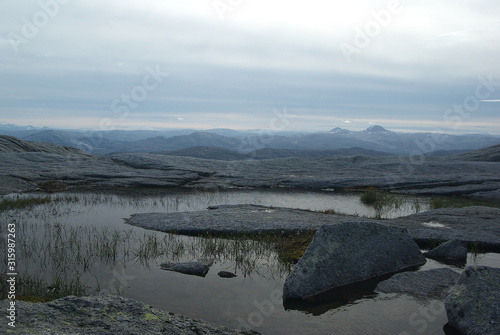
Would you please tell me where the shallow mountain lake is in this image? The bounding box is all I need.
[1,189,499,335]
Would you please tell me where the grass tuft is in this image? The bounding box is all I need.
[0,196,52,210]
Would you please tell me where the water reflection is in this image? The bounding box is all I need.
[0,190,498,335]
[5,188,431,219]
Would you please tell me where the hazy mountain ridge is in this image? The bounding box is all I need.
[2,124,499,156]
[449,144,500,162]
[0,135,91,156]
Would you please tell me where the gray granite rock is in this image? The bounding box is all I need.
[126,205,371,235]
[282,222,426,300]
[376,268,460,299]
[1,141,500,200]
[445,266,500,335]
[450,144,500,162]
[126,205,500,251]
[0,135,91,156]
[424,240,468,264]
[160,261,213,277]
[390,207,500,251]
[218,271,237,278]
[4,294,242,334]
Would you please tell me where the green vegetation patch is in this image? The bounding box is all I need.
[144,313,160,321]
[0,196,52,210]
[429,196,500,209]
[0,194,79,211]
[271,231,316,264]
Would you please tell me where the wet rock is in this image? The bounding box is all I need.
[7,294,242,334]
[423,240,467,265]
[445,266,500,335]
[376,268,460,299]
[218,271,237,278]
[283,222,426,300]
[160,261,213,277]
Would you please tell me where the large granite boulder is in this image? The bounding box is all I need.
[376,268,460,299]
[423,240,467,265]
[283,222,426,300]
[445,266,500,335]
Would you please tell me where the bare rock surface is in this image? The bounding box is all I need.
[0,138,499,201]
[3,294,242,335]
[282,222,426,300]
[126,205,371,235]
[0,135,91,155]
[126,205,500,250]
[445,266,500,335]
[376,268,460,299]
[450,144,500,162]
[389,207,500,251]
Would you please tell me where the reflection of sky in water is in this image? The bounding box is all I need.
[21,189,432,227]
[2,190,498,335]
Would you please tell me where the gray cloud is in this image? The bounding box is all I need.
[0,0,499,133]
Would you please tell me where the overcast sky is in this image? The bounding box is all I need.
[1,0,499,133]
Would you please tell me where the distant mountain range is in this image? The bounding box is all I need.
[2,123,499,158]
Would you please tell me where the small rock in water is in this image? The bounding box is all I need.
[218,271,237,278]
[160,261,213,277]
[423,240,467,265]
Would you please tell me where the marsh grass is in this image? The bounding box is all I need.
[470,242,483,262]
[429,196,500,209]
[360,189,407,218]
[270,231,315,265]
[360,189,381,205]
[0,194,293,301]
[0,194,80,211]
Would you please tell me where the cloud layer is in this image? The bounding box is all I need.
[1,0,499,133]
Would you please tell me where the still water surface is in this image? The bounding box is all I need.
[2,189,499,335]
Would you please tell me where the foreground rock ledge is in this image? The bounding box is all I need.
[4,295,243,335]
[445,266,500,335]
[283,222,426,300]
